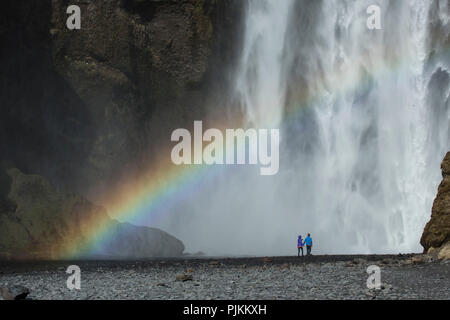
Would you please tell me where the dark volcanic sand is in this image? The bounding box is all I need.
[0,254,448,300]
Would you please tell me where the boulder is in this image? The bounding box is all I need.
[280,263,290,270]
[420,152,450,252]
[437,242,450,261]
[97,221,185,258]
[1,285,30,300]
[427,247,439,255]
[0,168,184,259]
[403,254,433,265]
[176,274,193,282]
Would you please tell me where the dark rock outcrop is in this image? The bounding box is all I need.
[0,0,244,197]
[0,168,184,259]
[99,221,185,259]
[420,152,450,252]
[0,0,242,259]
[0,285,30,300]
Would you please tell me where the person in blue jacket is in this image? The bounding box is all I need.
[297,235,304,257]
[304,233,313,256]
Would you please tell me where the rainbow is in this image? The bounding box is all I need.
[59,123,239,259]
[60,45,447,259]
[61,163,207,258]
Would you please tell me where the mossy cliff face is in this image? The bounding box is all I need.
[0,168,184,259]
[0,0,244,195]
[0,168,107,259]
[421,152,450,252]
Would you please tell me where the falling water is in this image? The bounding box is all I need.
[235,0,293,128]
[158,0,450,255]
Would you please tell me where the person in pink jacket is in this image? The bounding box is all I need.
[297,235,304,257]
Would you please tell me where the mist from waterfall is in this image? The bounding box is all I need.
[155,0,450,256]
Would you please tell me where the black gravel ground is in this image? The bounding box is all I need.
[0,253,417,274]
[0,254,448,300]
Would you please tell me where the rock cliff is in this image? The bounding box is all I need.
[0,168,184,259]
[0,0,244,194]
[421,152,450,254]
[0,0,243,259]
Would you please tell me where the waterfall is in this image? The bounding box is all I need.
[235,0,293,129]
[159,0,450,255]
[278,0,439,253]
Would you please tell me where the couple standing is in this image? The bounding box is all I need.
[297,234,313,257]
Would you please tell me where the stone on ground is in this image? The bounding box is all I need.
[1,285,30,300]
